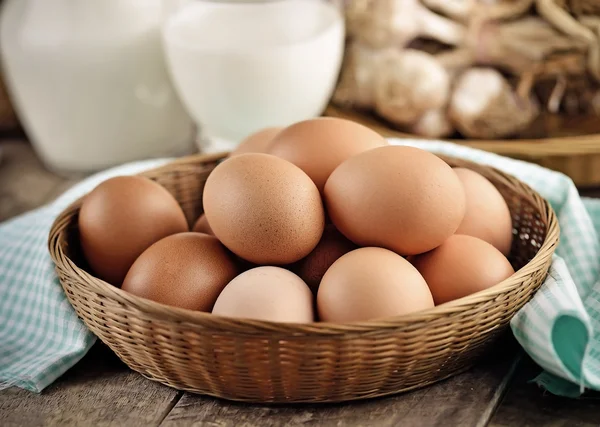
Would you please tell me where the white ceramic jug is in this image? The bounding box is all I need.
[0,0,196,174]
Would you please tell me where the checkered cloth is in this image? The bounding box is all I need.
[1,140,599,397]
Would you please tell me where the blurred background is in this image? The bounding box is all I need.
[2,0,600,222]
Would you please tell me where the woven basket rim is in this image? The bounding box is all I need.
[48,152,560,335]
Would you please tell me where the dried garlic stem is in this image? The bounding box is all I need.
[421,0,474,20]
[410,108,455,138]
[568,0,600,15]
[547,75,567,113]
[534,73,599,113]
[332,42,390,109]
[472,17,588,74]
[480,0,535,21]
[374,49,451,126]
[579,16,600,82]
[449,68,539,139]
[419,3,467,45]
[534,53,587,76]
[536,0,596,44]
[435,48,475,78]
[427,0,534,21]
[345,0,466,48]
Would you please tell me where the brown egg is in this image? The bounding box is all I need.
[78,176,188,286]
[268,117,388,193]
[454,167,513,256]
[324,146,466,256]
[192,214,214,235]
[411,234,515,305]
[203,153,325,264]
[291,224,357,293]
[317,247,433,322]
[191,214,257,271]
[122,232,239,311]
[230,127,282,156]
[212,267,314,322]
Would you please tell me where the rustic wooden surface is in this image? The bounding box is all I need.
[1,138,599,426]
[0,344,181,427]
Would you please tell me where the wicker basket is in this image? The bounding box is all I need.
[48,152,559,403]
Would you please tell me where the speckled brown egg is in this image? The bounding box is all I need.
[78,175,188,286]
[317,247,433,322]
[230,127,282,156]
[268,117,388,193]
[411,234,515,305]
[324,145,466,256]
[454,167,513,256]
[291,224,357,293]
[122,232,239,311]
[212,267,314,322]
[203,153,325,264]
[192,214,214,235]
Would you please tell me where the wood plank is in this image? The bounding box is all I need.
[0,343,182,427]
[489,357,600,427]
[161,336,520,427]
[0,140,70,221]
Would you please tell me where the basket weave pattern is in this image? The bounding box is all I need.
[48,153,559,403]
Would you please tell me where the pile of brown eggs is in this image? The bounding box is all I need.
[78,117,515,323]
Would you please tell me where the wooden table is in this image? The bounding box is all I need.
[1,139,599,427]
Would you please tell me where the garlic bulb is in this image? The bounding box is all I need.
[449,68,539,138]
[374,49,451,126]
[333,42,389,109]
[410,108,455,138]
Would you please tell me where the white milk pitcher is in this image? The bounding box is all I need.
[0,0,196,174]
[163,0,345,153]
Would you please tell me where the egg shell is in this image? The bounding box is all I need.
[192,214,214,235]
[454,167,513,256]
[212,267,314,323]
[191,214,257,271]
[122,232,239,311]
[203,153,325,265]
[268,117,388,193]
[230,126,282,157]
[317,247,434,322]
[411,234,515,305]
[324,145,466,256]
[78,175,188,286]
[290,224,357,293]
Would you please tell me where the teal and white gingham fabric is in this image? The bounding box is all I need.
[0,158,169,392]
[1,139,600,397]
